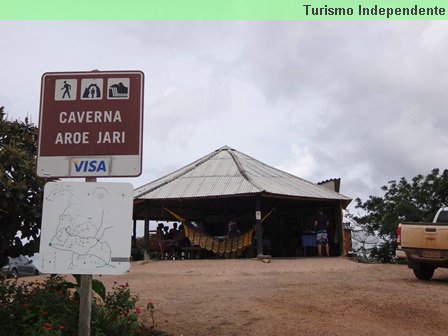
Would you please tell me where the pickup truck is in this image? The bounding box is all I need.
[396,207,448,280]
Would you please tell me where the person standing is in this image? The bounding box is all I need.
[314,209,330,257]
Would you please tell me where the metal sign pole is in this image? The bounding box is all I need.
[78,177,96,336]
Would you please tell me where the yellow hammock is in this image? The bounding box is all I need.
[164,208,254,256]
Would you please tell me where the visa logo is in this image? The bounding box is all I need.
[73,160,107,173]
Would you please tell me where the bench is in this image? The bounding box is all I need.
[180,245,202,259]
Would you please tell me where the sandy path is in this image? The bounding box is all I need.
[93,257,448,336]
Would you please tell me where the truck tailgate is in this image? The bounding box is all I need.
[401,222,448,250]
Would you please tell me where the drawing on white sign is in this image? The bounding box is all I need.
[49,186,112,268]
[39,182,133,275]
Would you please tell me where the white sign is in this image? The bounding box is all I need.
[39,182,134,275]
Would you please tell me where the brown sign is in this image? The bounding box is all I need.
[37,70,144,177]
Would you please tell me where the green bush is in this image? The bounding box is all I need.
[369,240,397,263]
[0,275,167,336]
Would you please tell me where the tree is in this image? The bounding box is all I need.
[351,168,448,261]
[0,106,48,266]
[349,168,448,262]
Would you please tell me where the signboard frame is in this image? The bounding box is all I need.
[37,70,144,178]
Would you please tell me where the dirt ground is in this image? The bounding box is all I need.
[19,257,445,336]
[86,257,448,336]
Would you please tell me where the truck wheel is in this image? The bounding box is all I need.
[413,265,435,280]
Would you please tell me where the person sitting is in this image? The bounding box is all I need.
[227,220,241,238]
[175,224,187,247]
[159,225,177,260]
[169,222,179,240]
[156,223,165,239]
[163,226,170,237]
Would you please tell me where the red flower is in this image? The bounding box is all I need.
[42,322,53,330]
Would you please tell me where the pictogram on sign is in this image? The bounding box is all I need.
[81,78,103,100]
[55,79,77,101]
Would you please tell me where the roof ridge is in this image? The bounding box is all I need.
[134,148,222,198]
[226,148,263,192]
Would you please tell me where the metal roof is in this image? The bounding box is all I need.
[134,145,352,206]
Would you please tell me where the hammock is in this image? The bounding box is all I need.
[163,208,254,256]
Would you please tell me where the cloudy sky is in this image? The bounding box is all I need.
[1,21,448,215]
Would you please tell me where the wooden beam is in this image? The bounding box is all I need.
[255,196,263,256]
[144,200,150,260]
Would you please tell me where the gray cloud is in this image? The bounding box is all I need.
[1,21,447,208]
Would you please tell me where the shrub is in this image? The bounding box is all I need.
[369,240,397,263]
[0,275,168,336]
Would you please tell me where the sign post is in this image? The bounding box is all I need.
[79,274,93,336]
[37,70,144,336]
[78,177,96,336]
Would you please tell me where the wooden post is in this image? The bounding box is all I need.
[132,219,137,245]
[338,202,344,256]
[78,274,92,336]
[78,177,96,336]
[255,196,263,256]
[144,200,150,260]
